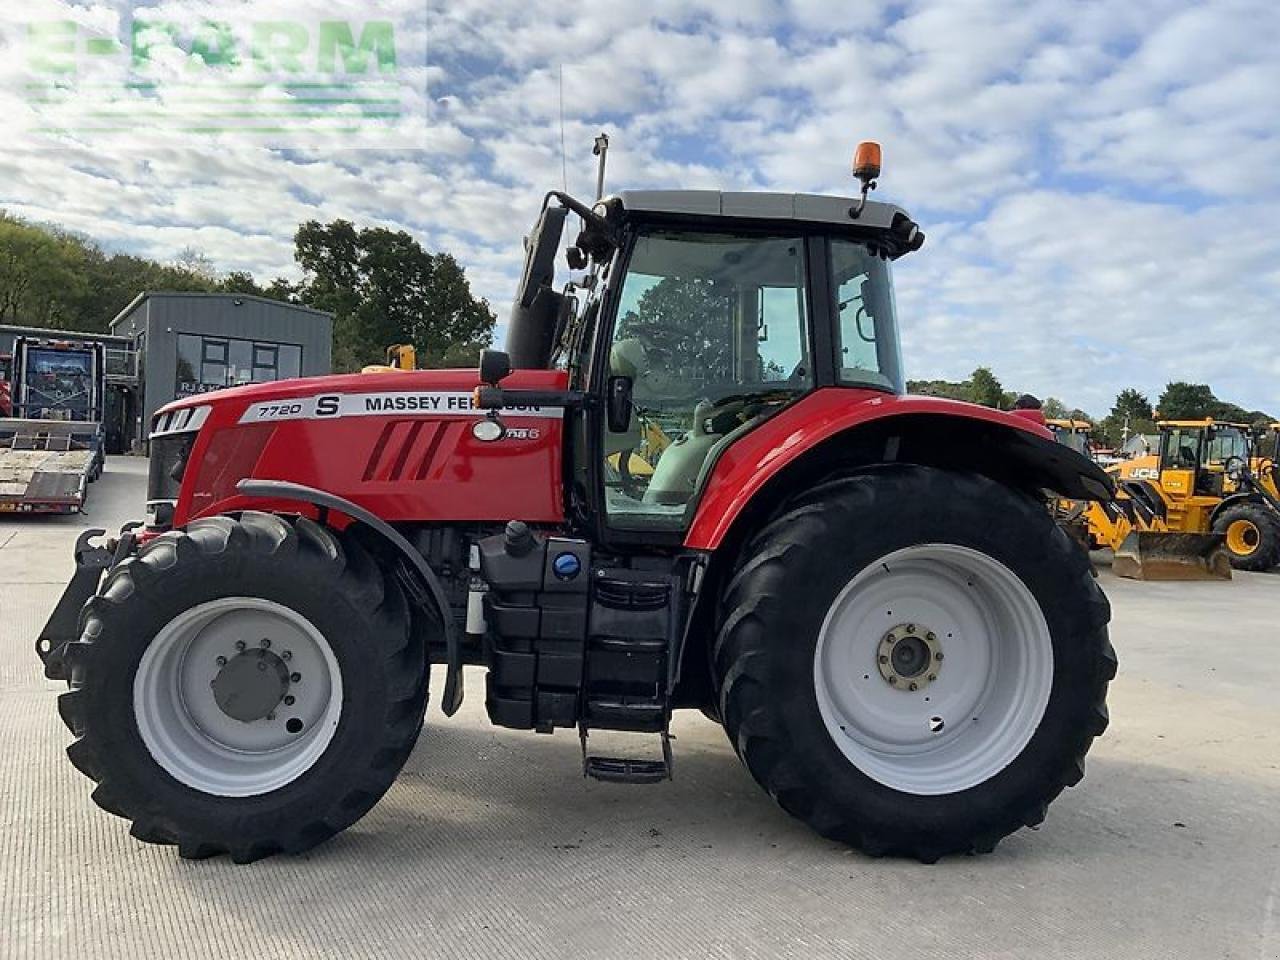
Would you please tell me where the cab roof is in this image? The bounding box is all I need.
[1157,419,1251,430]
[616,190,911,232]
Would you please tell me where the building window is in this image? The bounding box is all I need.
[176,333,304,396]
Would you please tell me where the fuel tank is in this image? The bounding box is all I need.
[155,368,568,525]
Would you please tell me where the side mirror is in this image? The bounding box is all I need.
[606,375,633,433]
[479,349,512,386]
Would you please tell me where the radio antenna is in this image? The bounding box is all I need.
[558,65,568,191]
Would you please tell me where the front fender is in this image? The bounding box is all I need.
[1208,492,1271,528]
[684,389,1113,551]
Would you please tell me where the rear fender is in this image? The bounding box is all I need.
[685,402,1114,553]
[673,403,1113,712]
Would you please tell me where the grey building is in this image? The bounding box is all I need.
[110,293,333,435]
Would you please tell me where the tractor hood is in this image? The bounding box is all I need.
[152,367,572,528]
[155,367,565,424]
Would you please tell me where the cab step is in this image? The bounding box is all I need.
[580,727,673,784]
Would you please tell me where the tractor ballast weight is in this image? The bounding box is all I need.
[36,147,1117,865]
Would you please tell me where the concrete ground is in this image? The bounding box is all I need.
[2,458,1278,960]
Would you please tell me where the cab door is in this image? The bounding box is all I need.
[1158,427,1200,499]
[593,229,817,535]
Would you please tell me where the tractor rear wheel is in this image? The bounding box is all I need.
[1213,502,1280,571]
[713,465,1115,861]
[57,512,428,862]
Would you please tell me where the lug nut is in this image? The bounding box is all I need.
[282,651,292,661]
[284,695,295,706]
[260,638,271,648]
[888,676,898,685]
[290,672,301,683]
[928,674,936,682]
[935,652,944,661]
[908,682,918,692]
[235,640,246,651]
[906,624,915,633]
[215,656,227,666]
[879,655,889,664]
[926,632,936,642]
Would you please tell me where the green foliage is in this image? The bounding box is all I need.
[905,377,968,401]
[1041,397,1067,419]
[0,213,223,332]
[0,211,495,375]
[1095,388,1155,447]
[292,220,496,371]
[1155,382,1271,429]
[1157,382,1217,420]
[968,367,1005,408]
[908,367,1009,409]
[617,276,735,395]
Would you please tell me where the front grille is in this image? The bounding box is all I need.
[148,433,193,501]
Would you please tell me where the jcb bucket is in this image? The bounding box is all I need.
[1112,531,1232,581]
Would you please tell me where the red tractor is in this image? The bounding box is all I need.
[38,145,1115,864]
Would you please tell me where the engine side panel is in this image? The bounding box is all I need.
[170,369,568,525]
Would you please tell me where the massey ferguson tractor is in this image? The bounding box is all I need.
[36,143,1116,864]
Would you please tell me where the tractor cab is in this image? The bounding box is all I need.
[1259,424,1280,467]
[1156,419,1249,498]
[1047,419,1092,458]
[490,150,924,537]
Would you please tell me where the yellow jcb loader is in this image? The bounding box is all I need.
[361,344,418,374]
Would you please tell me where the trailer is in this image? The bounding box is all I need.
[0,338,106,514]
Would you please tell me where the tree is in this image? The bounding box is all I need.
[907,377,968,401]
[1097,388,1156,448]
[173,246,219,283]
[1157,382,1217,420]
[967,367,1005,408]
[1112,388,1153,422]
[0,216,84,327]
[292,220,496,371]
[1041,397,1067,419]
[220,271,266,295]
[616,276,735,396]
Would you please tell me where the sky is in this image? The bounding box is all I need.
[1,0,1277,415]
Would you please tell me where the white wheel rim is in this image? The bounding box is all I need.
[813,544,1053,795]
[133,597,344,797]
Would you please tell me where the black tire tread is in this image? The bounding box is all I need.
[59,511,428,862]
[712,466,1114,861]
[1212,501,1280,571]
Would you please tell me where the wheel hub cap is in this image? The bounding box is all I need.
[877,624,942,690]
[211,648,291,723]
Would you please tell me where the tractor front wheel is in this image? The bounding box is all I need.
[57,512,428,862]
[1213,502,1280,571]
[713,465,1115,861]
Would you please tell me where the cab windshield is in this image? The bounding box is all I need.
[1205,427,1249,465]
